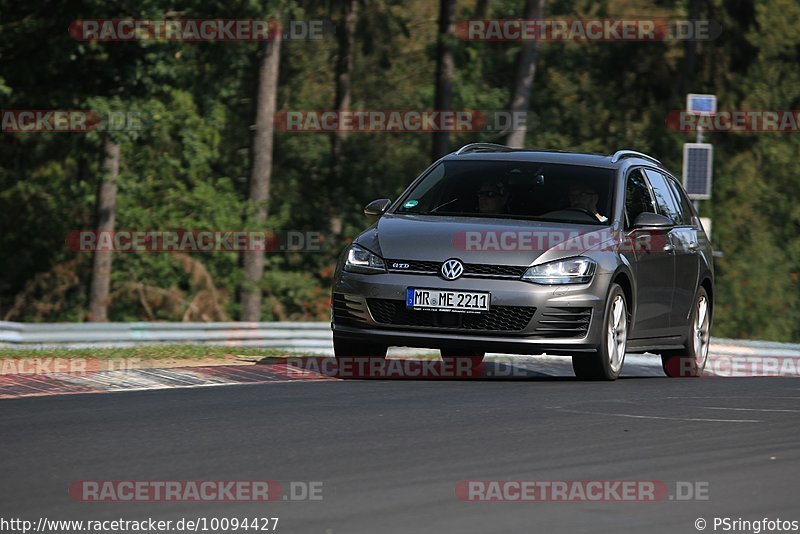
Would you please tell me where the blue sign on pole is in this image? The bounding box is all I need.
[686,93,717,115]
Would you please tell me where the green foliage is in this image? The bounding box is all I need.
[0,0,798,340]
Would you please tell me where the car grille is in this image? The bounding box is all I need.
[366,299,536,332]
[533,307,592,338]
[386,259,527,279]
[465,263,528,278]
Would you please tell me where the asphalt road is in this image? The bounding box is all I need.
[1,364,799,534]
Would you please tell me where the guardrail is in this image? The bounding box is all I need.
[1,321,800,357]
[0,321,334,350]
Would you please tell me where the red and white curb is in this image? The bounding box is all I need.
[1,351,797,400]
[0,363,333,400]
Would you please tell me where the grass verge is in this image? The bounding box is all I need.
[0,345,312,360]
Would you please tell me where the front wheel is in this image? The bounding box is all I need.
[572,283,629,381]
[661,287,711,377]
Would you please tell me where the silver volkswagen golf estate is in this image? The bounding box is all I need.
[331,143,714,380]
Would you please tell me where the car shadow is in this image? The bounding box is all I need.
[255,355,664,381]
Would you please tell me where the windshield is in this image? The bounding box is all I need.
[395,160,615,225]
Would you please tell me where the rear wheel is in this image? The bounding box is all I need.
[661,287,710,377]
[572,283,628,381]
[440,348,485,368]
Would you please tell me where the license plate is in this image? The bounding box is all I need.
[406,288,490,313]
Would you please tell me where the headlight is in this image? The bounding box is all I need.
[522,257,596,284]
[344,244,386,274]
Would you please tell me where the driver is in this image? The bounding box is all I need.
[477,179,510,214]
[568,184,608,222]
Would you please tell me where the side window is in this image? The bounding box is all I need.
[666,177,695,226]
[644,169,683,225]
[624,169,655,227]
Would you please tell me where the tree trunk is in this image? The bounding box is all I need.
[329,0,358,235]
[88,137,120,322]
[333,0,357,150]
[474,0,489,19]
[431,0,456,160]
[505,0,545,148]
[679,0,700,96]
[240,20,282,322]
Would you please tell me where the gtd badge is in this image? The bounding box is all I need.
[391,262,410,269]
[440,259,464,280]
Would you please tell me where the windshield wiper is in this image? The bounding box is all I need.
[426,198,459,214]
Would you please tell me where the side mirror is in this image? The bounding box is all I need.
[364,198,392,219]
[632,212,674,229]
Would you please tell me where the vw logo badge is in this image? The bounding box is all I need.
[440,259,464,280]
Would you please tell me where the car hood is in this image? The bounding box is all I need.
[355,213,618,267]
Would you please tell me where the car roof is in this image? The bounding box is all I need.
[442,145,664,171]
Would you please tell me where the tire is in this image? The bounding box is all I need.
[440,348,485,368]
[572,283,629,381]
[661,287,711,377]
[333,336,387,360]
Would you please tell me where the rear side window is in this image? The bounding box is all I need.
[624,169,655,227]
[644,169,683,225]
[666,177,695,226]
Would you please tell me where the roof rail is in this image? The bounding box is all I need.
[454,143,514,155]
[610,150,662,165]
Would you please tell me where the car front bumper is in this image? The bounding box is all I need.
[332,271,612,355]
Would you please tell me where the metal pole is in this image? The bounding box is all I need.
[694,125,704,214]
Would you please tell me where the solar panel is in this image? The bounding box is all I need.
[682,143,713,199]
